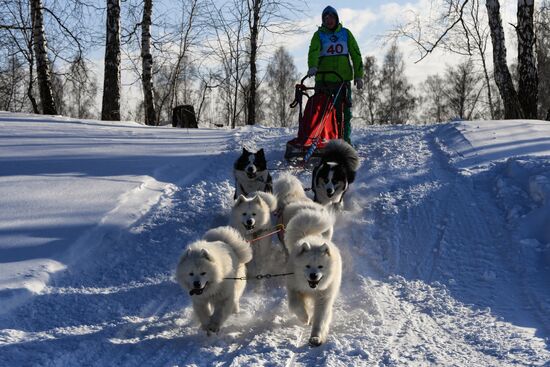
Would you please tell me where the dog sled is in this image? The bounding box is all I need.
[285,71,347,162]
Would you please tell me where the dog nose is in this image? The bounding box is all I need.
[309,273,319,280]
[327,188,335,195]
[193,281,201,288]
[246,218,255,226]
[247,166,255,172]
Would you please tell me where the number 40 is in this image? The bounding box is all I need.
[327,44,343,54]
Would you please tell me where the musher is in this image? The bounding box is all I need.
[307,5,364,145]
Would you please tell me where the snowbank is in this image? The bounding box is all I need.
[0,114,548,365]
[0,112,232,313]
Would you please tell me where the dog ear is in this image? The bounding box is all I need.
[251,194,261,204]
[298,242,311,256]
[256,148,265,158]
[243,146,251,154]
[200,249,213,261]
[235,194,247,205]
[179,249,191,263]
[320,243,331,256]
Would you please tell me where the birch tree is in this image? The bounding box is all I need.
[101,0,121,121]
[516,0,538,118]
[421,74,449,123]
[355,55,380,125]
[0,0,40,113]
[486,0,523,118]
[443,59,483,120]
[246,0,260,126]
[207,0,248,128]
[30,0,57,115]
[377,44,416,124]
[264,46,297,127]
[1,0,93,114]
[244,0,302,126]
[65,58,98,119]
[391,0,539,119]
[151,0,202,124]
[0,54,27,112]
[536,1,550,119]
[141,0,156,125]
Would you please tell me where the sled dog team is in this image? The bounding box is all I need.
[176,140,359,347]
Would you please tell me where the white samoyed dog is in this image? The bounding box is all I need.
[273,173,334,248]
[175,226,252,335]
[284,208,342,347]
[230,192,285,279]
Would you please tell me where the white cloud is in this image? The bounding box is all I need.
[338,8,379,34]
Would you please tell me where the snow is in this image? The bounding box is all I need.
[0,113,549,366]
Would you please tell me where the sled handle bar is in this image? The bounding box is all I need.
[301,70,344,84]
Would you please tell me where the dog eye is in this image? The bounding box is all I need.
[189,272,194,276]
[324,178,329,184]
[318,265,324,269]
[242,213,247,216]
[306,265,311,268]
[200,272,206,276]
[252,213,256,216]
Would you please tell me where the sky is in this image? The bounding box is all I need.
[278,0,519,83]
[80,0,521,117]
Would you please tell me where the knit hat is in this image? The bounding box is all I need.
[322,6,339,26]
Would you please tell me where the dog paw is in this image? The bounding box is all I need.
[309,336,323,347]
[206,323,220,335]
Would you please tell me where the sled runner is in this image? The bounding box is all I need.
[285,71,347,162]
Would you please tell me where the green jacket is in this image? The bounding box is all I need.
[308,23,364,83]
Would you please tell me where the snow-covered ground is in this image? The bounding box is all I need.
[0,112,548,366]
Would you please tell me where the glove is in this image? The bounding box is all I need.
[354,78,364,90]
[307,67,317,77]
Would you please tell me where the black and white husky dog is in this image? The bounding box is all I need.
[311,140,359,210]
[233,147,273,199]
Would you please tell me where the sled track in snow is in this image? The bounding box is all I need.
[2,124,549,365]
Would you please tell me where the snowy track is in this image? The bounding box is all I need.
[0,115,549,366]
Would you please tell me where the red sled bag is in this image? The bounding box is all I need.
[290,91,341,149]
[285,71,346,161]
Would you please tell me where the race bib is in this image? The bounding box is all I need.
[319,29,349,57]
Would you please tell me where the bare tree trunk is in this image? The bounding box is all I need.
[101,0,121,121]
[27,56,39,114]
[247,0,261,126]
[480,56,495,119]
[30,0,57,115]
[141,0,156,125]
[470,0,495,119]
[517,0,538,119]
[486,0,523,119]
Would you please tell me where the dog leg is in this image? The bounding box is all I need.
[288,290,310,324]
[309,294,335,346]
[207,297,233,335]
[233,271,247,313]
[192,300,212,331]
